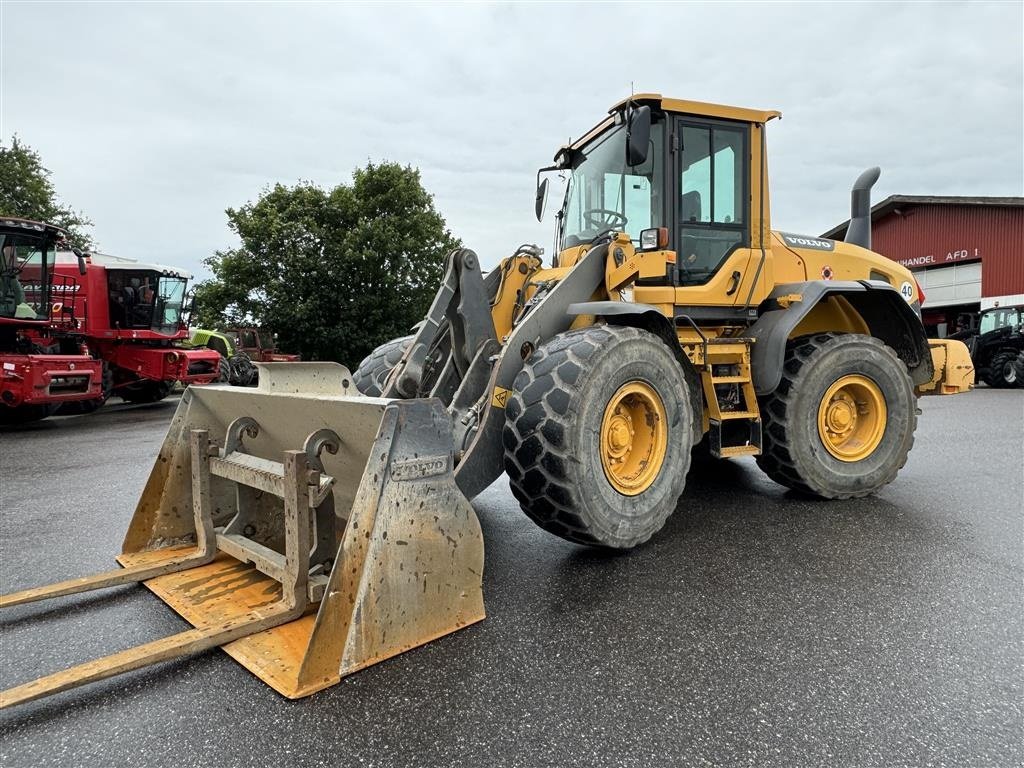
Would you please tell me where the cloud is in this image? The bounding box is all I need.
[2,1,1021,279]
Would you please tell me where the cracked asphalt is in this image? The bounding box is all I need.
[1,389,1021,767]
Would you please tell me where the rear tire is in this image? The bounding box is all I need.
[353,335,414,396]
[988,350,1021,388]
[756,333,916,499]
[217,356,231,383]
[1013,351,1024,388]
[503,325,693,549]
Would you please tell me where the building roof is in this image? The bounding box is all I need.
[822,195,1024,239]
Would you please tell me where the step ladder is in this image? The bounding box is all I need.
[696,337,762,459]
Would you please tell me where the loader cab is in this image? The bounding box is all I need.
[551,95,777,308]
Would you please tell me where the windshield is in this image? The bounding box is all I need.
[0,234,53,321]
[153,276,187,334]
[979,307,1021,334]
[560,122,664,248]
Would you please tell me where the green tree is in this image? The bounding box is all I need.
[0,136,93,246]
[194,162,459,367]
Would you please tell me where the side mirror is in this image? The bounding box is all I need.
[69,246,88,275]
[535,177,549,222]
[626,105,651,167]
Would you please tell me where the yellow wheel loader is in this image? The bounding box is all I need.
[0,94,974,709]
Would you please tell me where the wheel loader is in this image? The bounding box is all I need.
[0,94,975,709]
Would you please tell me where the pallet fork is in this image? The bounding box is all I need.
[1,365,484,709]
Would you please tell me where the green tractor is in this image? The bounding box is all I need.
[188,327,299,386]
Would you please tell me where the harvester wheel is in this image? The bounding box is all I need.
[121,380,174,404]
[503,325,692,549]
[353,335,414,396]
[756,333,916,499]
[0,403,58,425]
[987,350,1021,388]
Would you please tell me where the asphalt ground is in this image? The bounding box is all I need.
[0,389,1021,768]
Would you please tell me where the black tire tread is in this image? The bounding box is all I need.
[353,336,414,396]
[503,324,689,548]
[755,332,916,499]
[988,349,1020,388]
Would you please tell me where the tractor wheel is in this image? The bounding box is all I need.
[228,353,257,386]
[121,380,174,404]
[987,350,1021,388]
[503,325,693,549]
[353,335,414,396]
[217,356,231,383]
[58,361,112,415]
[756,333,916,499]
[1013,351,1024,388]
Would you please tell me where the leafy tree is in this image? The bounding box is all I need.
[0,136,93,246]
[194,162,459,367]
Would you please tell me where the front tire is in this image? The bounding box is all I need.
[0,403,58,425]
[503,325,693,549]
[757,333,917,499]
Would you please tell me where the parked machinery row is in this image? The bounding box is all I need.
[1,218,220,423]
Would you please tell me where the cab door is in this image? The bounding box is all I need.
[672,118,759,311]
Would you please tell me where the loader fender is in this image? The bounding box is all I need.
[567,300,703,445]
[744,280,933,395]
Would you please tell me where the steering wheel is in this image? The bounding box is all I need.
[582,208,627,230]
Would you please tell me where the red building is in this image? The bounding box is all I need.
[823,196,1024,337]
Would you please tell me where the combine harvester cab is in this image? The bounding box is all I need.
[1,363,484,707]
[52,251,222,409]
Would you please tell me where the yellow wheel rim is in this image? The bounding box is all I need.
[816,374,887,462]
[600,381,668,496]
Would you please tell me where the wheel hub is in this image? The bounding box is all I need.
[600,381,667,496]
[817,375,887,462]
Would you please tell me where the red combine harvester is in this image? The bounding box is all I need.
[52,250,221,409]
[1,218,103,424]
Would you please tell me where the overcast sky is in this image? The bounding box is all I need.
[2,1,1022,279]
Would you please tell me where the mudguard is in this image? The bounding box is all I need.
[744,280,934,395]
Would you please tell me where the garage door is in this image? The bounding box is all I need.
[913,262,982,308]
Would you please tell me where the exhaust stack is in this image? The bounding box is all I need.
[845,166,881,250]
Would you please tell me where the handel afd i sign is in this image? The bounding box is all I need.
[896,247,982,269]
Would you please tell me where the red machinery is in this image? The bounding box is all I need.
[1,218,103,424]
[230,328,301,363]
[52,250,221,407]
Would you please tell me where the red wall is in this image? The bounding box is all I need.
[872,205,1024,297]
